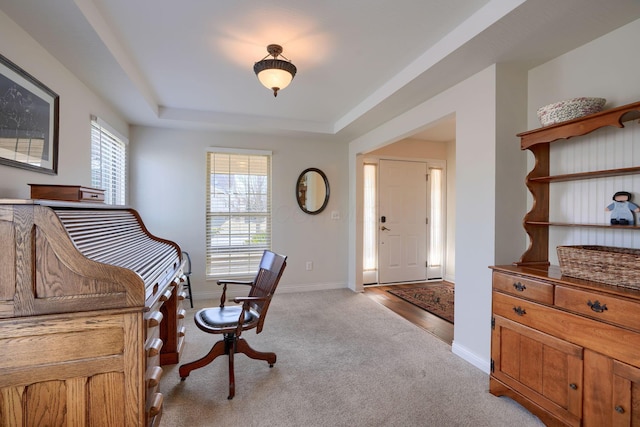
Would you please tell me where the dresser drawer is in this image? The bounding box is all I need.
[493,291,640,367]
[493,291,553,329]
[29,184,105,203]
[555,286,640,332]
[79,189,105,202]
[493,271,554,304]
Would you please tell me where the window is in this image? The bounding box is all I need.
[91,116,127,205]
[363,163,377,272]
[428,167,444,272]
[362,162,378,284]
[206,149,271,278]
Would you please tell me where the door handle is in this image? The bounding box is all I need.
[381,226,391,231]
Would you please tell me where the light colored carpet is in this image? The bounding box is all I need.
[161,289,544,427]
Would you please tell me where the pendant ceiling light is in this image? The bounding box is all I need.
[253,44,297,97]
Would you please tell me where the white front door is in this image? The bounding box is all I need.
[378,159,427,284]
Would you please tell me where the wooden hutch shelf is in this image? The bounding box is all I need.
[526,221,640,229]
[518,100,640,266]
[528,166,640,184]
[518,101,640,149]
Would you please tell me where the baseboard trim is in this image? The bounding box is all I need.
[452,340,490,374]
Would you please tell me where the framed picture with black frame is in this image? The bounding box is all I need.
[0,53,59,175]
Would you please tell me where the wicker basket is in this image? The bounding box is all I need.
[557,245,640,289]
[537,97,606,126]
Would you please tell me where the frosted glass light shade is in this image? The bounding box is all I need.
[257,67,293,92]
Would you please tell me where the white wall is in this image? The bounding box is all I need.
[0,11,128,198]
[528,18,640,130]
[495,64,528,264]
[129,126,349,298]
[369,138,448,159]
[451,67,501,371]
[445,138,456,282]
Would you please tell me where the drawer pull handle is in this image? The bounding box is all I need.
[147,338,163,357]
[569,383,578,390]
[148,393,163,418]
[513,282,526,292]
[513,306,526,316]
[587,300,608,313]
[615,405,625,414]
[160,288,173,302]
[148,311,163,328]
[147,366,163,388]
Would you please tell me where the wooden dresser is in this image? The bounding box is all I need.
[490,101,640,426]
[0,199,186,426]
[491,265,640,426]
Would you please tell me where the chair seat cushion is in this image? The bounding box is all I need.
[196,306,258,330]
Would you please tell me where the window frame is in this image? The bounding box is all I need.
[205,147,272,279]
[90,115,127,205]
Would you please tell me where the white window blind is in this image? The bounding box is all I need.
[91,116,127,205]
[206,149,271,278]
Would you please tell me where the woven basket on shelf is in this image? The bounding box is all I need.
[536,97,606,126]
[557,245,640,289]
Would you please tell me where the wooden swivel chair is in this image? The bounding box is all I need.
[179,250,287,399]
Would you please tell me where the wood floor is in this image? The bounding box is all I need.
[363,282,454,345]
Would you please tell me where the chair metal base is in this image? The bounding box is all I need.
[179,333,276,399]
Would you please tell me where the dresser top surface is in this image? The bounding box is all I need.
[491,264,640,301]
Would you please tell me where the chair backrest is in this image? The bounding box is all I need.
[182,251,192,275]
[249,250,287,333]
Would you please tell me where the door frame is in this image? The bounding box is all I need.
[362,155,446,285]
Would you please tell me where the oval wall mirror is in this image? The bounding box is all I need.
[296,168,329,215]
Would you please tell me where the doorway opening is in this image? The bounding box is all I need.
[362,158,446,285]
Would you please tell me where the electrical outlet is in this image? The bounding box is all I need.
[305,261,313,271]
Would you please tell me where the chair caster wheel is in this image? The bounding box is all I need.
[269,364,274,368]
[180,377,186,381]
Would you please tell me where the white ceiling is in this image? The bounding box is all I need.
[2,0,640,143]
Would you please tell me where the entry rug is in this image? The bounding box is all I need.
[388,283,454,323]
